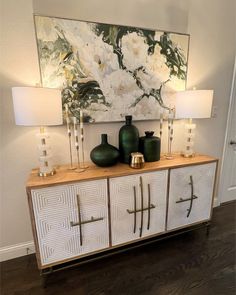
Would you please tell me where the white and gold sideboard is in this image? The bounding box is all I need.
[26,154,218,271]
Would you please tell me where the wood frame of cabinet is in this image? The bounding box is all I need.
[26,154,218,271]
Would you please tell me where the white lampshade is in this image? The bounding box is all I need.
[175,90,213,119]
[12,87,63,126]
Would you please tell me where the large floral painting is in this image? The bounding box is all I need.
[34,16,189,122]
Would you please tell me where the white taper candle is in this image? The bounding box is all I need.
[73,117,78,137]
[73,117,79,147]
[66,117,71,134]
[80,110,83,129]
[65,104,71,134]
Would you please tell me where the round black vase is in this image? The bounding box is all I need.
[90,134,120,167]
[139,131,161,162]
[119,115,139,164]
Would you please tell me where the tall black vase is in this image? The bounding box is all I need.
[119,115,139,164]
[90,134,120,167]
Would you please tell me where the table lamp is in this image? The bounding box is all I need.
[175,89,213,157]
[12,86,63,176]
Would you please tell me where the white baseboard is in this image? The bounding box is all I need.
[0,241,35,262]
[213,197,219,207]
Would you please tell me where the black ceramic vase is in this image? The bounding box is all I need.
[139,131,161,162]
[90,134,120,167]
[119,115,139,164]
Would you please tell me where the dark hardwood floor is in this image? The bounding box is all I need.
[1,202,235,295]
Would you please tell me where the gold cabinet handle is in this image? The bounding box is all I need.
[133,186,137,233]
[147,183,151,230]
[70,194,104,246]
[187,175,195,218]
[127,204,155,214]
[139,176,144,238]
[175,175,198,218]
[127,182,156,235]
[70,216,104,227]
[176,196,198,203]
[77,194,83,246]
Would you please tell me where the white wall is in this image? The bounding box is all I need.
[187,0,235,159]
[186,0,235,197]
[32,0,189,33]
[0,0,235,255]
[0,0,41,251]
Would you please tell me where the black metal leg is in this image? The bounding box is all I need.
[41,274,48,288]
[40,267,53,288]
[206,223,211,236]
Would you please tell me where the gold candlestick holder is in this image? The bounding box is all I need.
[79,110,89,169]
[159,110,163,152]
[65,105,76,170]
[73,117,85,173]
[165,107,175,160]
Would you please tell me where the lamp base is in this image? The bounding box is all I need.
[75,168,85,173]
[165,154,174,160]
[38,169,56,177]
[80,164,89,169]
[67,166,77,171]
[181,152,196,158]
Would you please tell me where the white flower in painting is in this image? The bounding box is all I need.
[99,69,143,107]
[55,20,120,83]
[136,70,162,92]
[80,36,119,81]
[133,95,159,119]
[121,32,148,71]
[146,43,170,84]
[135,44,170,92]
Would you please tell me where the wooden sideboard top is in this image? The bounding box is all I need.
[26,154,218,189]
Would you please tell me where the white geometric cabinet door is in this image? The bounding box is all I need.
[167,162,216,231]
[109,170,168,246]
[31,179,109,267]
[71,180,109,256]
